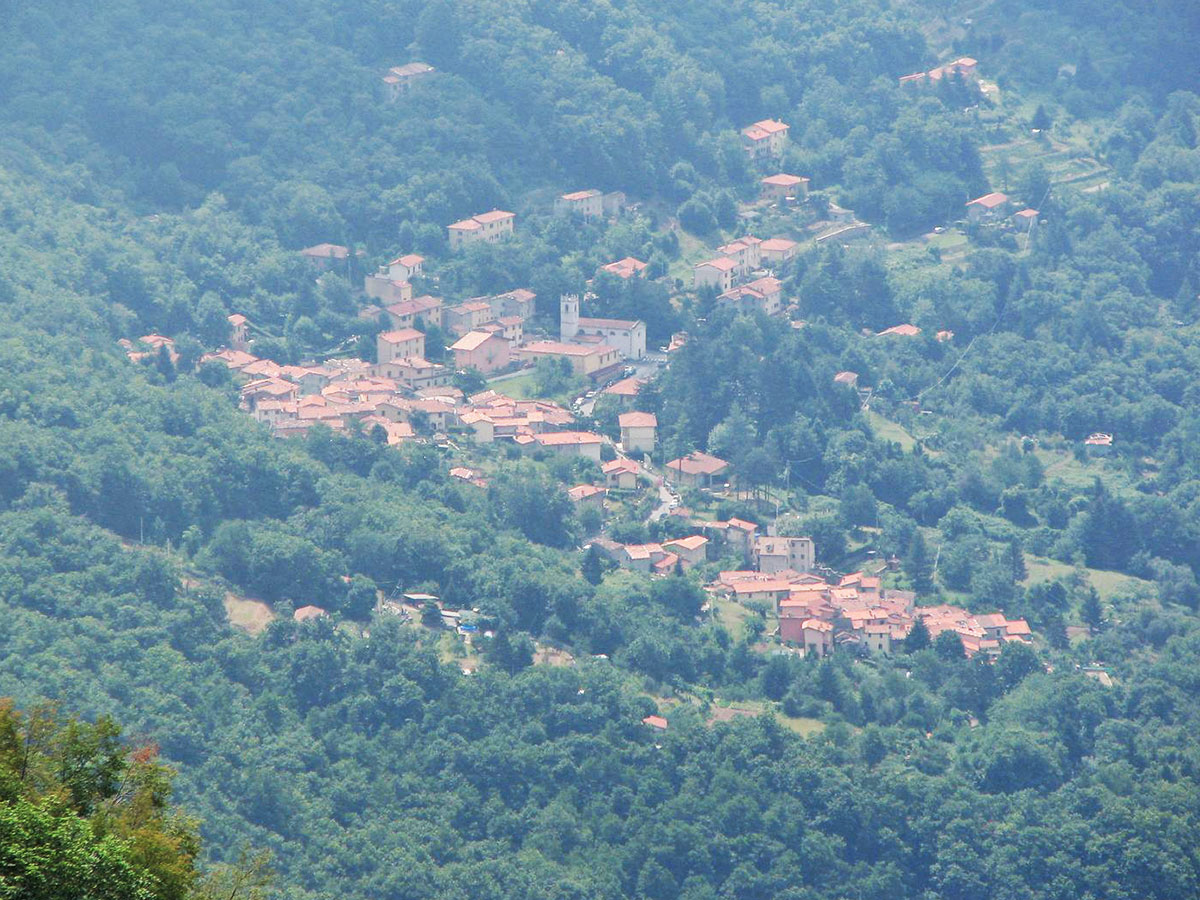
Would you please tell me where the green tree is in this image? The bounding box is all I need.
[906,531,934,593]
[904,617,931,653]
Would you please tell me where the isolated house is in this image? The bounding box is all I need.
[299,243,362,270]
[447,210,516,249]
[741,119,789,159]
[760,174,809,201]
[1012,208,1039,230]
[382,62,435,101]
[600,257,649,279]
[876,323,921,338]
[567,483,606,507]
[966,192,1010,223]
[555,189,603,219]
[666,451,730,488]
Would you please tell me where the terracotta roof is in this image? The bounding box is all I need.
[300,243,360,260]
[603,377,644,396]
[696,257,738,272]
[665,535,708,551]
[642,715,668,730]
[567,484,606,500]
[388,62,434,77]
[386,296,442,318]
[520,341,614,357]
[293,605,328,622]
[379,328,424,343]
[761,173,808,187]
[601,257,648,278]
[732,580,796,595]
[1014,208,1039,218]
[474,209,515,224]
[227,314,247,326]
[579,315,641,331]
[452,330,505,352]
[877,323,921,337]
[742,119,789,140]
[967,191,1009,209]
[667,450,729,476]
[561,189,601,201]
[759,237,798,252]
[619,411,658,428]
[389,253,424,267]
[602,458,640,475]
[535,430,603,446]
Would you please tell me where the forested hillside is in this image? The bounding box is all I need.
[2,0,1200,898]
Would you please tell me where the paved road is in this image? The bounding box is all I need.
[647,477,676,522]
[573,353,667,418]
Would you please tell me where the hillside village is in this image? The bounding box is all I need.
[119,52,1053,660]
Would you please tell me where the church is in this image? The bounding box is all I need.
[560,294,647,360]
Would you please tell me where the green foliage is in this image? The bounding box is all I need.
[0,3,1199,900]
[0,703,203,900]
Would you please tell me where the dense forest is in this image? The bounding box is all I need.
[2,0,1200,897]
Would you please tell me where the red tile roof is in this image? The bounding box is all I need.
[967,191,1009,209]
[761,173,809,187]
[876,323,921,337]
[667,450,729,476]
[696,257,738,272]
[379,328,425,343]
[474,209,515,224]
[535,430,603,446]
[452,330,505,352]
[601,257,648,278]
[619,411,658,428]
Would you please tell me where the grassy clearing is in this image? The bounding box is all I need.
[865,410,916,452]
[778,714,827,737]
[668,228,714,283]
[926,229,968,251]
[490,371,538,399]
[713,597,751,634]
[1023,555,1154,601]
[223,593,275,635]
[705,697,826,737]
[1035,447,1132,493]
